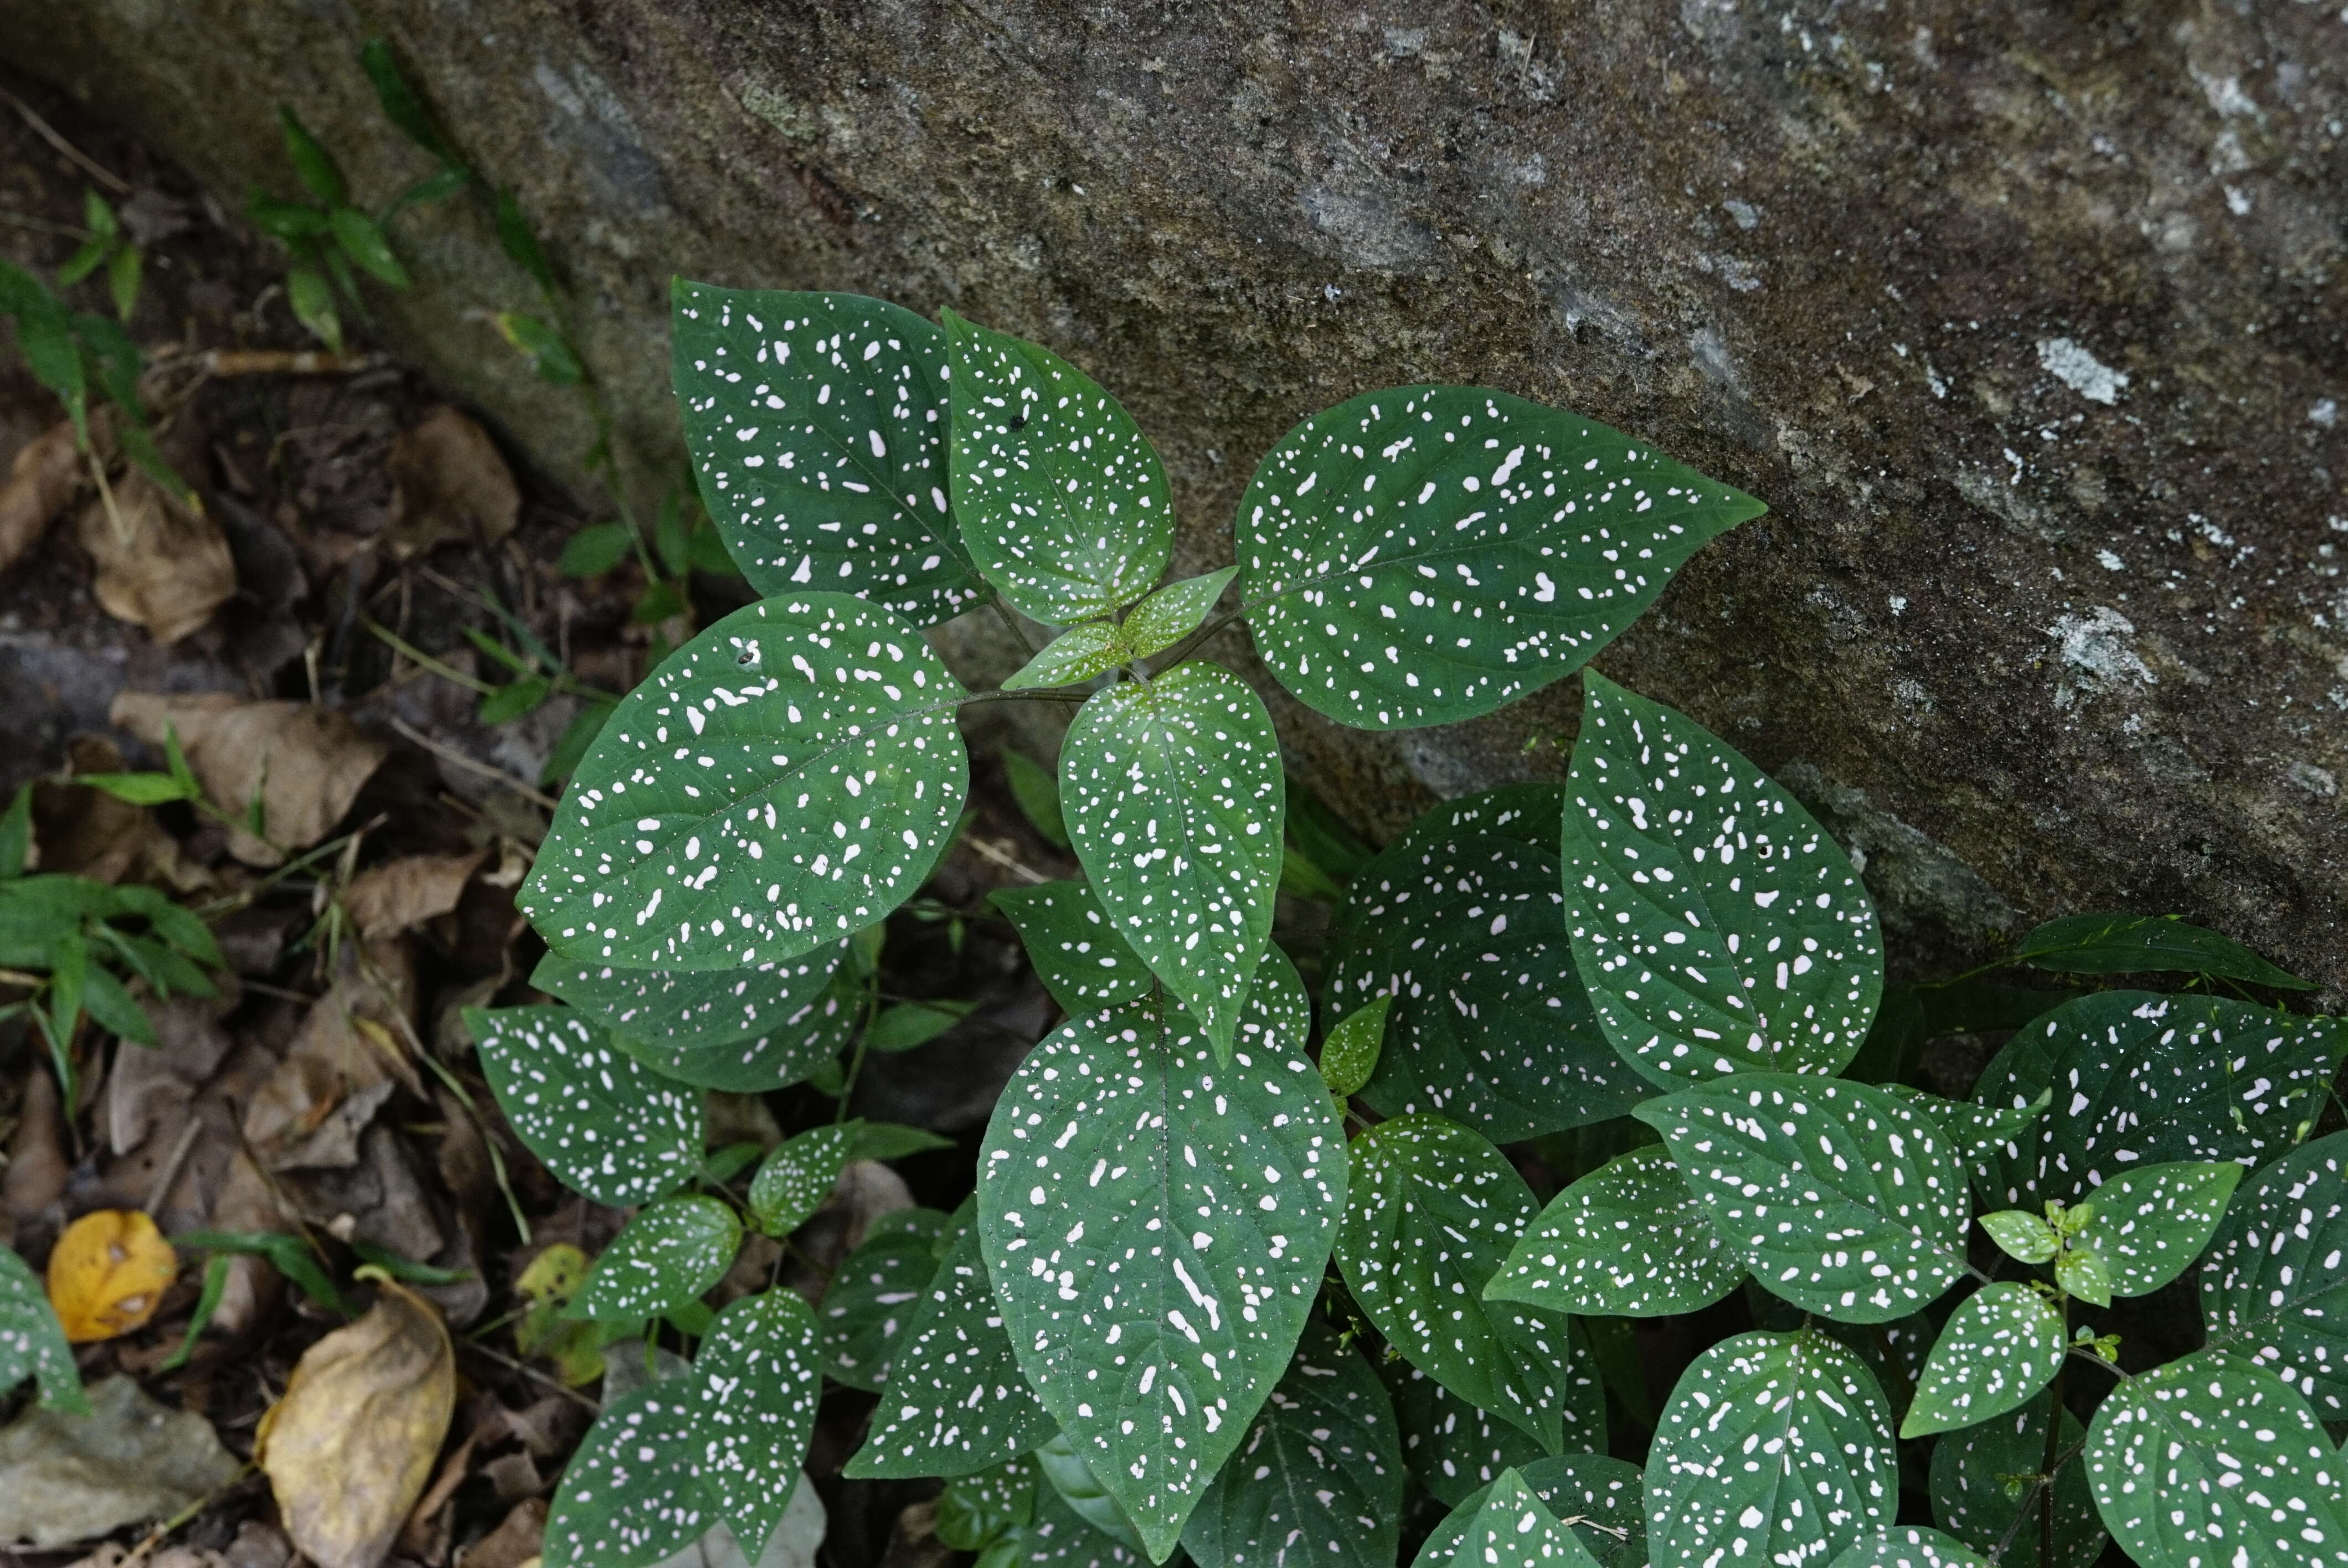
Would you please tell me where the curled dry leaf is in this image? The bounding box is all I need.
[259,1280,457,1568]
[0,420,81,575]
[243,939,421,1170]
[342,849,487,940]
[76,469,237,644]
[385,406,519,560]
[111,692,388,866]
[46,1209,179,1342]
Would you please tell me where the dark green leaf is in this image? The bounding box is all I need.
[1441,1469,1605,1568]
[939,1455,1038,1552]
[944,311,1171,623]
[531,941,857,1092]
[348,1241,473,1285]
[849,1122,955,1161]
[1036,1431,1146,1552]
[11,282,87,436]
[1381,1360,1546,1509]
[574,1196,740,1321]
[328,207,410,287]
[0,786,31,880]
[1488,1144,1741,1318]
[496,191,557,293]
[1826,1528,1986,1568]
[467,1005,703,1206]
[560,523,635,577]
[1319,996,1388,1099]
[1003,623,1126,690]
[286,265,342,354]
[80,964,154,1046]
[817,1207,951,1390]
[1562,674,1882,1084]
[161,1253,234,1372]
[1881,1085,2051,1168]
[546,1377,712,1568]
[478,676,552,725]
[174,1230,347,1315]
[523,592,969,972]
[496,311,582,384]
[278,107,347,204]
[2071,1159,2242,1299]
[747,1123,856,1236]
[361,39,469,171]
[2013,912,2313,990]
[1002,748,1071,850]
[694,1289,823,1555]
[1021,1479,1149,1568]
[1286,781,1374,887]
[1413,1455,1645,1568]
[56,235,110,288]
[73,771,192,805]
[867,999,974,1053]
[1900,1282,2065,1438]
[1928,1392,2102,1568]
[2202,1131,2348,1412]
[248,195,329,240]
[1234,386,1761,729]
[1125,568,1237,661]
[0,1244,86,1413]
[990,880,1152,1015]
[1330,785,1639,1142]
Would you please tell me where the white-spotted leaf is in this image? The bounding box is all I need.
[1442,1470,1605,1568]
[1412,1454,1646,1568]
[1005,623,1127,691]
[1381,1360,1546,1509]
[547,1377,712,1568]
[1126,568,1238,660]
[818,1208,951,1391]
[1979,1210,2059,1266]
[1038,1431,1149,1551]
[991,881,1154,1015]
[977,988,1347,1561]
[1234,386,1762,729]
[1636,1073,1968,1323]
[575,1196,742,1322]
[468,1006,702,1207]
[1329,786,1641,1142]
[1826,1527,1986,1568]
[1928,1393,2102,1568]
[0,1244,85,1414]
[1562,674,1882,1084]
[1487,1144,1742,1317]
[1335,1114,1578,1451]
[696,1289,824,1555]
[1021,1481,1150,1568]
[1062,663,1284,1059]
[2202,1132,2348,1412]
[1900,1283,2065,1438]
[523,592,968,972]
[748,1124,857,1237]
[531,943,857,1092]
[1882,1086,2052,1169]
[1319,995,1389,1100]
[945,312,1171,623]
[671,283,982,621]
[1645,1330,1895,1568]
[2071,1159,2241,1299]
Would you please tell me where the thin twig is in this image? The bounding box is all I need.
[456,1337,601,1411]
[365,618,496,694]
[115,1464,258,1568]
[962,834,1049,884]
[387,716,562,811]
[202,348,390,377]
[2,88,131,194]
[141,1116,205,1215]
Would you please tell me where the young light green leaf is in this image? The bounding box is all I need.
[531,943,857,1092]
[1900,1283,2066,1438]
[1636,1074,1968,1323]
[747,1124,856,1236]
[944,311,1172,623]
[1335,1114,1577,1451]
[2202,1132,2348,1412]
[939,1454,1039,1553]
[2056,1246,2113,1307]
[849,1122,955,1162]
[1319,995,1389,1099]
[574,1196,742,1321]
[977,987,1346,1561]
[2012,912,2314,990]
[1971,992,2341,1208]
[844,1217,1051,1478]
[1441,1470,1605,1568]
[1645,1330,1895,1568]
[1178,1318,1403,1568]
[1004,623,1127,690]
[0,1244,86,1414]
[1329,786,1640,1142]
[990,880,1154,1015]
[278,107,347,204]
[671,283,984,620]
[2070,1159,2242,1299]
[328,207,410,286]
[1487,1144,1742,1318]
[817,1208,951,1391]
[1979,1210,2059,1266]
[1234,386,1761,730]
[1826,1527,1986,1568]
[523,592,969,972]
[1062,663,1284,1059]
[1038,1431,1148,1552]
[1003,749,1071,850]
[1929,1393,2102,1568]
[1124,568,1237,660]
[2084,1351,2348,1568]
[467,1006,702,1207]
[1563,674,1882,1084]
[867,999,975,1053]
[545,1378,712,1568]
[694,1289,824,1556]
[1411,1454,1645,1568]
[1881,1086,2052,1168]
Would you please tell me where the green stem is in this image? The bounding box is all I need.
[833,967,883,1124]
[987,593,1041,657]
[365,617,496,694]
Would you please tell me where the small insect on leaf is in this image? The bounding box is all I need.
[46,1209,177,1343]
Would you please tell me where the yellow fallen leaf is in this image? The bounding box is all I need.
[47,1209,177,1342]
[512,1244,601,1387]
[258,1278,456,1568]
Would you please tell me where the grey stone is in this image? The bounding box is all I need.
[0,1374,243,1547]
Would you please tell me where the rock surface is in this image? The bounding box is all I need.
[7,1,2344,986]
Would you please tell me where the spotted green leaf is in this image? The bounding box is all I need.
[747,1124,857,1236]
[2085,1351,2348,1568]
[1335,1114,1577,1451]
[945,312,1172,623]
[1319,995,1389,1099]
[939,1455,1038,1553]
[1006,623,1127,690]
[1637,1074,1967,1322]
[1826,1528,1985,1568]
[1233,386,1760,729]
[1881,1086,2051,1169]
[2012,911,2314,991]
[1562,675,1882,1084]
[523,592,968,971]
[1900,1283,2065,1438]
[2056,1246,2114,1308]
[2202,1132,2348,1412]
[2069,1159,2241,1298]
[696,1290,824,1555]
[990,880,1154,1015]
[1441,1470,1605,1568]
[1645,1330,1895,1568]
[1412,1454,1645,1568]
[1062,663,1284,1059]
[1125,568,1238,660]
[671,283,982,621]
[977,987,1347,1561]
[818,1207,951,1391]
[0,1244,85,1414]
[1038,1431,1149,1552]
[468,1006,702,1207]
[1330,786,1640,1142]
[531,943,857,1092]
[574,1196,742,1321]
[547,1377,712,1568]
[845,1214,1052,1478]
[1382,1360,1544,1508]
[1487,1144,1741,1318]
[1971,993,2341,1208]
[1979,1210,2059,1265]
[1929,1392,2102,1568]
[1021,1480,1150,1568]
[1179,1318,1403,1568]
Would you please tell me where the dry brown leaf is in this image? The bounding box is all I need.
[75,469,236,644]
[459,1499,545,1568]
[243,940,420,1170]
[36,736,212,891]
[259,1279,456,1568]
[2,1063,68,1227]
[111,693,388,866]
[342,849,487,940]
[46,1209,179,1342]
[0,420,82,575]
[385,407,518,560]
